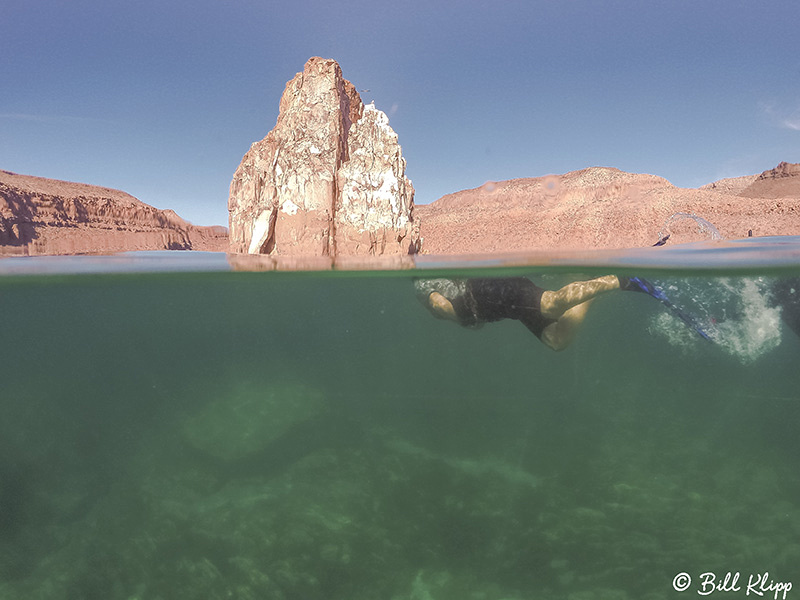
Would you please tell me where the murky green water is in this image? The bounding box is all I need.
[1,244,799,599]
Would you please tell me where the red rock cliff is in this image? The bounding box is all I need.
[228,57,419,256]
[0,170,228,256]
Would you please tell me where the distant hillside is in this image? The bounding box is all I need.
[417,163,800,254]
[0,170,228,256]
[737,162,800,199]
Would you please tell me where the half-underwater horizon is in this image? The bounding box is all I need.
[1,236,799,599]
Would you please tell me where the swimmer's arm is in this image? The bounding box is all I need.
[428,291,458,321]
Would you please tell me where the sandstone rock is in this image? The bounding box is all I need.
[228,57,418,256]
[0,170,228,256]
[335,103,417,254]
[738,161,800,199]
[699,174,759,195]
[417,164,800,254]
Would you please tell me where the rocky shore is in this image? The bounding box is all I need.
[417,162,800,254]
[3,141,797,260]
[3,161,797,258]
[0,170,227,256]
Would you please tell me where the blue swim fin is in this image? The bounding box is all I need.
[620,276,713,341]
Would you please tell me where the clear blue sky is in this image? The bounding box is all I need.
[2,0,798,226]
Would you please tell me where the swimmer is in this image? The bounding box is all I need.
[415,275,651,352]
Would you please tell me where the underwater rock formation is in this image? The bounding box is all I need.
[181,382,327,463]
[228,57,419,256]
[0,170,228,255]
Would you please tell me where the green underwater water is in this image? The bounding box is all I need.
[0,261,799,600]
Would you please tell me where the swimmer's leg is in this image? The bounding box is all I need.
[540,275,621,320]
[540,300,594,351]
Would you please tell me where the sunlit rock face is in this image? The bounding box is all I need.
[335,103,417,255]
[417,163,800,253]
[228,57,419,256]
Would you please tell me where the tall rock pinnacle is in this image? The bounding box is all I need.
[228,57,419,256]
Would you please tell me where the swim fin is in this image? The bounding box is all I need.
[620,276,668,300]
[620,276,713,341]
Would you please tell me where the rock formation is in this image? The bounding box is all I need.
[228,57,419,256]
[417,163,800,254]
[0,170,227,256]
[737,161,800,199]
[182,381,326,462]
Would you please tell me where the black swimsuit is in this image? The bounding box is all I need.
[447,277,557,339]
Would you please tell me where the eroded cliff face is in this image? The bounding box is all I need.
[0,170,227,256]
[335,103,416,254]
[228,57,419,256]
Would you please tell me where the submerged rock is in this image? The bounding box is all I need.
[228,57,419,256]
[181,381,326,462]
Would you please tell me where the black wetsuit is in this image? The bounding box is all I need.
[443,277,557,339]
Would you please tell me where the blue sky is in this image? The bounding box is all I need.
[2,0,798,226]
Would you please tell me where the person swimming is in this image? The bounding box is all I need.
[414,275,641,351]
[414,275,711,351]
